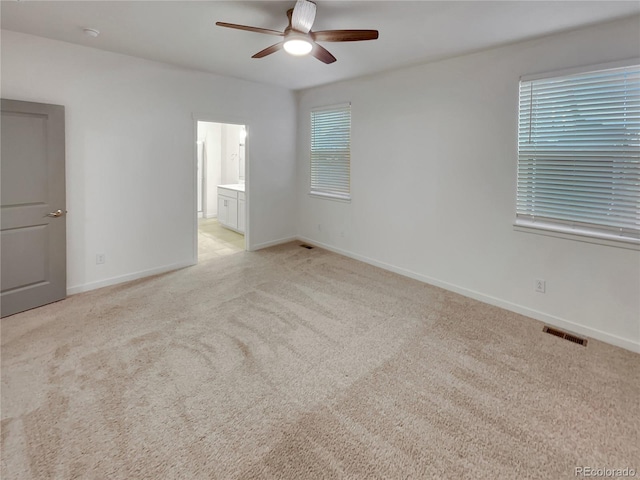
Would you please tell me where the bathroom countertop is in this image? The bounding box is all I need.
[218,184,245,193]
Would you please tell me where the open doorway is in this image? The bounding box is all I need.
[196,120,246,262]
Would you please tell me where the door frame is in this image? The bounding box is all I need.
[191,113,251,263]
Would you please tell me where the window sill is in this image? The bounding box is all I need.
[309,192,351,203]
[513,221,639,251]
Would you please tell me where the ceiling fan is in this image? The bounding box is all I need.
[216,0,379,64]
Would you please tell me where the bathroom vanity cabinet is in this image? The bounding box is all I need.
[217,185,245,234]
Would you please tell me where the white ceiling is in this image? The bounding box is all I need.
[2,1,639,91]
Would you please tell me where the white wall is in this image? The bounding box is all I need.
[1,30,297,293]
[205,124,223,218]
[221,123,243,186]
[198,121,222,218]
[296,16,640,351]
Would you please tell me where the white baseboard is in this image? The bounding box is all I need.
[67,260,195,296]
[250,236,298,251]
[297,236,640,353]
[204,213,217,219]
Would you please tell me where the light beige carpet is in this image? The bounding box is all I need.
[1,243,638,479]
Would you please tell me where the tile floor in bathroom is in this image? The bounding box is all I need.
[198,218,244,262]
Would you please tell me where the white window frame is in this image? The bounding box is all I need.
[309,103,351,201]
[515,60,640,249]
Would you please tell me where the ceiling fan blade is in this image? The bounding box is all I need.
[291,0,317,33]
[216,22,284,36]
[252,42,283,59]
[312,30,379,42]
[310,43,336,64]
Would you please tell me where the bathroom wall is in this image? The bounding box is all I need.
[199,122,222,218]
[221,124,243,185]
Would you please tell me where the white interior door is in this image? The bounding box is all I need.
[1,99,67,317]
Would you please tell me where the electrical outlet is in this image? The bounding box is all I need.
[535,279,546,293]
[340,230,345,238]
[317,223,322,232]
[96,253,106,265]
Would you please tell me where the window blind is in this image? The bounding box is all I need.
[517,64,640,243]
[310,103,351,200]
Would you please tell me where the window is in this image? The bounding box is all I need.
[310,103,351,200]
[517,63,640,245]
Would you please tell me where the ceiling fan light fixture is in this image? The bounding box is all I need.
[283,35,313,56]
[217,2,378,64]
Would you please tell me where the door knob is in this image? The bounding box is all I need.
[46,209,65,218]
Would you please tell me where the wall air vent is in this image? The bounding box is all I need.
[543,326,588,346]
